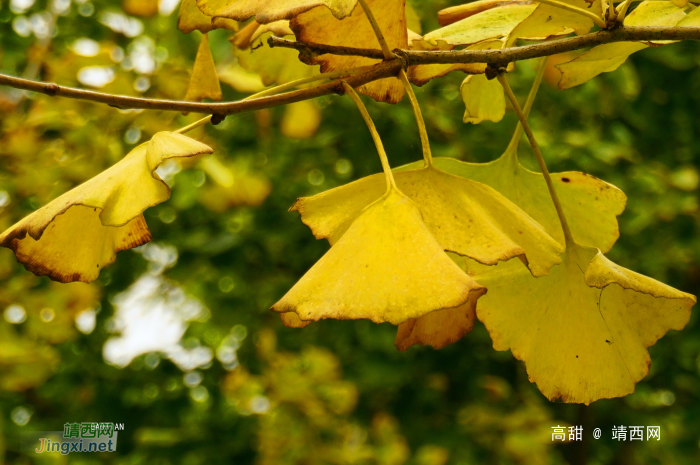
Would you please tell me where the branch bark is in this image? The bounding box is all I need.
[0,60,401,115]
[271,26,700,66]
[1,26,698,114]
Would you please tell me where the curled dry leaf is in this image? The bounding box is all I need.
[556,1,690,89]
[473,243,695,404]
[0,133,213,283]
[290,0,408,103]
[292,164,563,277]
[272,188,485,325]
[185,34,223,102]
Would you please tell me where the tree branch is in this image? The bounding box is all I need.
[1,26,698,114]
[271,26,700,66]
[0,60,401,115]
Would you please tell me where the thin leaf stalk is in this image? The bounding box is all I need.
[357,0,395,59]
[398,70,432,166]
[342,82,397,192]
[504,57,548,159]
[497,73,575,248]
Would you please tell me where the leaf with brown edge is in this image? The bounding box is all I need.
[273,187,485,325]
[472,242,695,404]
[178,0,238,34]
[196,0,359,23]
[291,164,563,278]
[0,132,213,283]
[290,0,407,104]
[185,34,223,102]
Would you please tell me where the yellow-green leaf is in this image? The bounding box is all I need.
[473,243,695,404]
[273,188,486,325]
[509,0,602,41]
[0,132,213,283]
[421,4,537,47]
[398,149,627,253]
[460,73,505,124]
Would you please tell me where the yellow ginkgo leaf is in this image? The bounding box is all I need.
[273,188,486,325]
[473,242,695,404]
[178,0,238,34]
[671,0,689,8]
[395,253,476,351]
[0,132,213,283]
[281,99,322,139]
[185,34,223,102]
[460,74,505,124]
[292,164,563,277]
[291,0,407,103]
[556,1,689,89]
[196,0,359,23]
[421,4,537,47]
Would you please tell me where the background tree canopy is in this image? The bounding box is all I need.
[0,0,699,464]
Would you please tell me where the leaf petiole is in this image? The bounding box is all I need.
[357,0,395,59]
[342,81,397,192]
[616,0,634,23]
[504,57,548,159]
[398,70,433,167]
[497,72,575,249]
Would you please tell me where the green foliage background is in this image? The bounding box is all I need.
[0,0,699,464]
